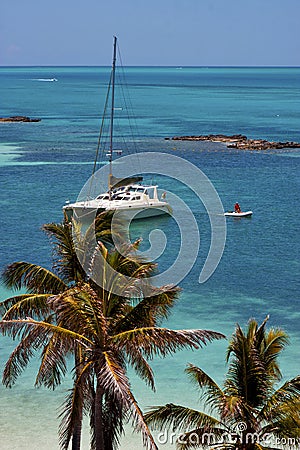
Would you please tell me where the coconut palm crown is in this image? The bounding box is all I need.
[145,316,300,450]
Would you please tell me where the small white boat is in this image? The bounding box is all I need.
[63,36,171,221]
[224,210,253,217]
[37,78,58,82]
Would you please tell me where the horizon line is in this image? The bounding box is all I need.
[1,64,300,69]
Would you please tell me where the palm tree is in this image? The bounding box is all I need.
[0,214,224,450]
[0,212,119,450]
[145,317,300,450]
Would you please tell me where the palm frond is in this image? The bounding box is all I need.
[226,323,249,363]
[112,327,225,359]
[262,328,289,380]
[2,261,67,294]
[87,210,125,248]
[0,294,52,320]
[145,403,221,434]
[2,325,50,387]
[58,384,81,450]
[97,351,131,408]
[218,392,259,429]
[113,249,156,279]
[225,322,267,407]
[0,318,93,349]
[117,285,180,331]
[185,364,224,412]
[84,241,125,299]
[146,318,299,450]
[259,375,300,422]
[48,284,107,344]
[43,221,85,283]
[35,335,70,389]
[126,346,155,390]
[102,233,155,277]
[261,413,300,441]
[127,390,158,450]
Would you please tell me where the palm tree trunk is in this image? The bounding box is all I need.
[72,348,83,450]
[72,427,81,450]
[95,380,105,450]
[72,418,82,450]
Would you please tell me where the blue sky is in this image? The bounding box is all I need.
[1,0,300,66]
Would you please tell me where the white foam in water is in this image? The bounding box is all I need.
[1,161,96,166]
[0,143,23,165]
[0,144,102,166]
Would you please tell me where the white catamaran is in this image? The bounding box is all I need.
[63,36,171,221]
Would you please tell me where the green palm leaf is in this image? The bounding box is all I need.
[2,261,67,293]
[145,403,222,433]
[185,364,224,411]
[0,318,93,349]
[98,351,131,408]
[112,327,225,359]
[2,334,34,387]
[125,346,155,390]
[128,390,159,450]
[35,335,70,389]
[262,329,289,380]
[259,375,300,422]
[0,293,52,319]
[225,322,266,407]
[43,220,85,283]
[116,285,180,331]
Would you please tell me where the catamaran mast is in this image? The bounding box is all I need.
[109,36,117,199]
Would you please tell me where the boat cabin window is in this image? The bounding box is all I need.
[146,188,155,199]
[113,193,130,200]
[128,186,144,194]
[113,186,126,193]
[97,194,110,200]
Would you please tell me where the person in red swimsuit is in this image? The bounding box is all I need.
[234,202,241,213]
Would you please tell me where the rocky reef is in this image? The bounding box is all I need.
[0,116,41,123]
[165,134,300,150]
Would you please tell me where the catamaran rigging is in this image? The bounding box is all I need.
[63,36,171,221]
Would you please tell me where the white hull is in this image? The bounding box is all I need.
[224,210,253,217]
[64,201,172,222]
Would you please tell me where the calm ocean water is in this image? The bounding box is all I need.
[0,66,299,449]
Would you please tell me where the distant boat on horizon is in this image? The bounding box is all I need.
[35,78,58,82]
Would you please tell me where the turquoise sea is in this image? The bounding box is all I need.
[0,66,299,449]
